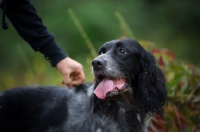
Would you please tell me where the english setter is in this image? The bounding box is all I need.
[0,39,167,132]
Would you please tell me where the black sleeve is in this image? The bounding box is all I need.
[4,0,67,66]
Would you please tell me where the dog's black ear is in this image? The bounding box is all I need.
[136,51,167,117]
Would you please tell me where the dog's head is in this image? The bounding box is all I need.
[92,38,167,117]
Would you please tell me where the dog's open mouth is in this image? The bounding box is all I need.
[94,78,127,99]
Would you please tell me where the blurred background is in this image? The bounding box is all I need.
[0,0,200,88]
[0,0,200,131]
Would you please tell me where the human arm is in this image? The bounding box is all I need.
[4,0,85,87]
[5,0,66,66]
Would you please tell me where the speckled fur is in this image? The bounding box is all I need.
[0,39,167,132]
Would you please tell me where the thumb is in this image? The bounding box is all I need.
[72,79,82,86]
[62,74,73,88]
[71,71,85,86]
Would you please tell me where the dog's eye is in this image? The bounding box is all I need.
[119,48,128,54]
[99,51,104,55]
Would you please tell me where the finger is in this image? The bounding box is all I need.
[72,79,83,86]
[65,80,73,89]
[62,74,73,89]
[62,80,73,89]
[66,83,73,89]
[71,71,85,86]
[61,80,72,89]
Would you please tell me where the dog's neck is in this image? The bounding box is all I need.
[91,93,147,132]
[90,85,149,132]
[92,95,118,115]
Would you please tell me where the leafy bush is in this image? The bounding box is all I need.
[149,47,200,132]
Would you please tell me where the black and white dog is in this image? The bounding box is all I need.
[0,39,167,132]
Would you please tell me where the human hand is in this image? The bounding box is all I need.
[56,57,85,88]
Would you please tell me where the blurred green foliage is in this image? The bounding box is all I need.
[0,0,200,88]
[0,0,200,131]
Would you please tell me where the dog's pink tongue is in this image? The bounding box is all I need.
[94,78,125,99]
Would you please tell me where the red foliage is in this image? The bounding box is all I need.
[149,47,200,131]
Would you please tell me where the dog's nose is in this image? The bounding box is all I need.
[92,59,104,68]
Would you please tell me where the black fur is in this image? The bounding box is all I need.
[0,39,167,132]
